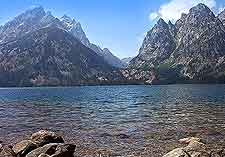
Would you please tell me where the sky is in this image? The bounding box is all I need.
[0,0,225,59]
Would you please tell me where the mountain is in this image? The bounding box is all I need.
[2,4,225,86]
[0,26,115,86]
[121,57,133,65]
[0,7,124,68]
[0,7,121,86]
[59,15,125,68]
[101,48,126,68]
[130,18,176,68]
[218,9,225,25]
[129,3,225,84]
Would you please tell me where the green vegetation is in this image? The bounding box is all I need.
[156,60,174,73]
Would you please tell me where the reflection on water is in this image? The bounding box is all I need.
[0,85,225,156]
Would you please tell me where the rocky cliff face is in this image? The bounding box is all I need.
[0,7,124,68]
[218,9,225,25]
[0,7,46,43]
[0,23,114,86]
[129,3,225,84]
[130,18,176,68]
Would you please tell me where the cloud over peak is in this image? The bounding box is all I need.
[149,0,217,22]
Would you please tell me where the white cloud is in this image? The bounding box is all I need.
[218,6,225,13]
[149,0,217,22]
[149,12,159,21]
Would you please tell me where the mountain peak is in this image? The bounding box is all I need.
[61,14,71,20]
[61,15,75,23]
[168,20,173,25]
[168,20,175,29]
[12,6,46,23]
[157,18,166,25]
[103,48,110,53]
[189,3,213,15]
[154,18,168,29]
[218,8,225,25]
[25,6,45,16]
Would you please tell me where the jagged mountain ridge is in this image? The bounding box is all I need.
[0,7,125,68]
[0,26,115,86]
[121,57,133,65]
[129,3,225,84]
[0,7,126,86]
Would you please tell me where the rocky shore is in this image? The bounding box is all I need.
[1,130,225,157]
[0,130,76,157]
[163,137,225,157]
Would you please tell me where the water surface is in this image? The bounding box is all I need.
[0,85,225,156]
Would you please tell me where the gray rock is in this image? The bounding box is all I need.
[163,138,209,157]
[26,143,59,157]
[163,148,189,157]
[178,137,201,144]
[120,68,156,84]
[37,153,50,157]
[51,144,76,157]
[25,143,76,157]
[0,145,16,157]
[30,130,64,147]
[13,140,37,156]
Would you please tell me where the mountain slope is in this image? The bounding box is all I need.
[0,27,113,86]
[129,3,225,84]
[218,9,225,25]
[130,18,176,68]
[60,15,125,68]
[0,7,124,68]
[121,57,133,65]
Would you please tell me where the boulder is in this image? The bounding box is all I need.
[164,138,208,157]
[26,143,59,157]
[26,143,76,157]
[163,148,189,157]
[51,144,76,157]
[185,140,206,152]
[179,137,201,144]
[13,140,37,157]
[30,130,64,146]
[37,153,50,157]
[0,145,16,157]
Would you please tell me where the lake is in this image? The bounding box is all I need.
[0,85,225,156]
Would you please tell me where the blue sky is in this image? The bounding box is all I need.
[0,0,225,58]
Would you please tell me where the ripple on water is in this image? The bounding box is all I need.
[0,85,225,156]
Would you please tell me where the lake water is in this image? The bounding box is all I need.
[0,85,225,156]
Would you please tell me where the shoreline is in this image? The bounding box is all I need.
[0,83,224,89]
[1,130,225,157]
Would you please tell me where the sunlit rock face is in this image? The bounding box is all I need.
[129,3,225,83]
[130,18,176,68]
